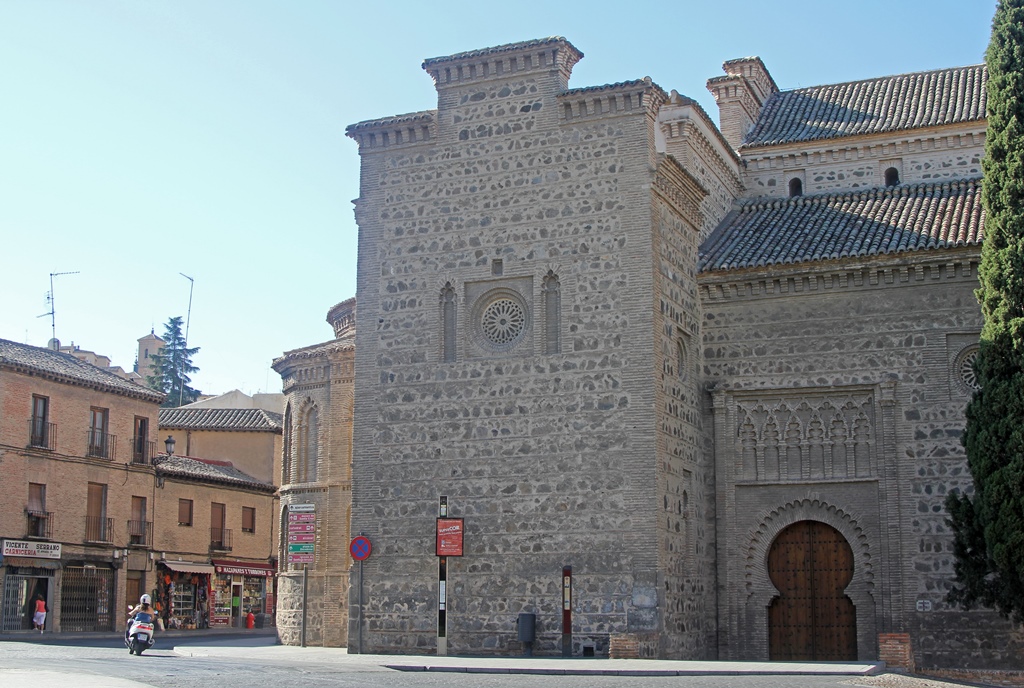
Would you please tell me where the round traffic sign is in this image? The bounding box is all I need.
[350,535,372,561]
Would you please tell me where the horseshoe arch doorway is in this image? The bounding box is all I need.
[767,520,857,661]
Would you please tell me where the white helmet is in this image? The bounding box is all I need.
[140,594,151,605]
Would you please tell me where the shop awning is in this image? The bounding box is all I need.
[160,560,215,574]
[4,557,62,569]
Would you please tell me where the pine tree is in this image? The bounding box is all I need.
[146,316,201,408]
[945,0,1024,621]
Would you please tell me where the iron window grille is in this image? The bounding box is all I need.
[84,516,113,543]
[210,528,233,552]
[28,420,56,450]
[25,510,53,539]
[128,520,153,547]
[86,431,116,460]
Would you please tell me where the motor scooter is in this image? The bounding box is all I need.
[124,614,156,655]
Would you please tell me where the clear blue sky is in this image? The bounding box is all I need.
[0,0,996,396]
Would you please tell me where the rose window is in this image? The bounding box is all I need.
[481,298,525,345]
[958,348,980,392]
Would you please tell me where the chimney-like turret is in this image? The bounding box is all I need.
[707,57,778,151]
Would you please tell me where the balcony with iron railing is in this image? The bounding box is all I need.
[128,520,153,547]
[86,432,116,460]
[25,510,53,539]
[27,420,56,451]
[131,437,156,465]
[84,516,113,543]
[210,528,233,552]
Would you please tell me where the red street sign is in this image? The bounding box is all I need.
[436,518,464,557]
[350,536,372,561]
[289,513,315,522]
[289,533,315,543]
[288,523,315,532]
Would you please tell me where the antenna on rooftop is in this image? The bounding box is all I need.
[179,273,195,406]
[37,271,80,346]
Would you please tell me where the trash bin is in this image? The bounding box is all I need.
[517,612,536,656]
[254,613,266,629]
[517,612,536,642]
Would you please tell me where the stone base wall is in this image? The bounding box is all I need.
[919,670,1024,687]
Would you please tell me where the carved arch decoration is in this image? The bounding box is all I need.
[296,397,321,483]
[437,276,462,364]
[742,497,875,660]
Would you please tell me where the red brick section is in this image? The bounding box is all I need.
[878,633,914,672]
[609,634,640,659]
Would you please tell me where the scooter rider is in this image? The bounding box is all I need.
[126,593,157,643]
[128,594,157,623]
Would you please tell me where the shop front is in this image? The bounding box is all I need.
[156,560,215,630]
[211,560,275,627]
[1,540,62,632]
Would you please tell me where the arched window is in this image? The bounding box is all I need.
[441,283,457,363]
[884,167,900,187]
[543,271,561,355]
[676,339,687,379]
[282,403,293,484]
[297,404,319,483]
[788,178,803,197]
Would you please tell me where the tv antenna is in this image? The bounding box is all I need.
[179,273,194,406]
[38,271,80,346]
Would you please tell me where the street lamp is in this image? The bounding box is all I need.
[164,435,176,457]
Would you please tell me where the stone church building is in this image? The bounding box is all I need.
[277,36,1020,667]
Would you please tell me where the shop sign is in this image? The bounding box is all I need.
[2,540,61,560]
[436,518,464,557]
[214,565,275,577]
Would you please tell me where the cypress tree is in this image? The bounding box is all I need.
[945,0,1024,620]
[146,316,202,408]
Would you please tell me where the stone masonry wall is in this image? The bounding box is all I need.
[740,128,984,200]
[349,40,715,657]
[700,251,1023,667]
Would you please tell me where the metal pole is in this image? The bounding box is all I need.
[301,564,308,648]
[178,273,194,406]
[358,559,364,654]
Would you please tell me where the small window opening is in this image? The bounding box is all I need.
[884,167,900,187]
[492,259,503,276]
[788,178,803,197]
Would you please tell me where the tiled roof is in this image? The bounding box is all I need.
[0,338,164,402]
[155,455,274,492]
[159,407,282,432]
[699,177,983,272]
[744,65,986,148]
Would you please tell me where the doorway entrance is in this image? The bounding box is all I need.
[767,520,857,661]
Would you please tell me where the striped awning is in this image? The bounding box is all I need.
[160,560,215,574]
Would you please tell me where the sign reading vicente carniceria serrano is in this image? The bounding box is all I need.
[2,540,61,559]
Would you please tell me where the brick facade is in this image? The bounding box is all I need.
[0,339,277,634]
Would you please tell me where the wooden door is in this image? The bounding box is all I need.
[768,520,857,661]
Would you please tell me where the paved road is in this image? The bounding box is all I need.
[0,636,965,688]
